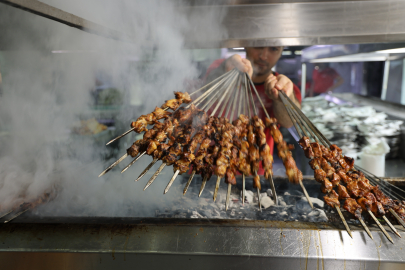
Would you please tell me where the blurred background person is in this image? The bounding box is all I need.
[308,63,344,97]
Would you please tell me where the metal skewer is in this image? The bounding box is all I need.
[189,68,238,96]
[99,153,128,177]
[0,209,14,219]
[245,74,281,205]
[107,72,227,147]
[199,176,208,197]
[383,215,402,238]
[4,207,31,223]
[225,183,232,211]
[121,151,146,173]
[277,90,357,237]
[279,90,402,240]
[358,217,374,240]
[164,169,180,194]
[368,210,394,243]
[389,208,405,229]
[245,75,263,212]
[335,206,353,238]
[188,69,238,109]
[106,107,170,146]
[257,185,262,212]
[106,128,135,146]
[242,174,246,206]
[183,170,196,195]
[135,158,158,181]
[299,180,314,209]
[268,174,278,205]
[144,163,166,190]
[277,93,313,209]
[213,176,221,202]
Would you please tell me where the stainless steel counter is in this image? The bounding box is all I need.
[0,217,404,270]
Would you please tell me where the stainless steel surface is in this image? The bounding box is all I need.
[0,218,404,269]
[0,0,132,42]
[183,0,405,48]
[5,0,405,48]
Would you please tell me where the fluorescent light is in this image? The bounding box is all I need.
[309,52,387,63]
[294,51,302,55]
[232,47,245,51]
[282,51,292,55]
[376,48,405,54]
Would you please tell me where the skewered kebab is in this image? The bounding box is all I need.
[281,97,355,237]
[303,137,400,240]
[107,70,286,211]
[106,92,192,146]
[265,117,307,207]
[304,138,378,239]
[247,122,262,210]
[127,105,202,180]
[183,119,215,195]
[99,94,191,177]
[281,90,402,242]
[98,71,349,226]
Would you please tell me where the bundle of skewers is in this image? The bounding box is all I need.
[100,68,304,211]
[100,68,405,243]
[279,89,405,243]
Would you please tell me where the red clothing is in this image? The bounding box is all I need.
[205,59,302,175]
[312,67,339,94]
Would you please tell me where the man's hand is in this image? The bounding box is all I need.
[225,54,253,78]
[264,73,294,101]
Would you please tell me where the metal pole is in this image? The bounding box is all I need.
[301,63,306,99]
[381,60,390,100]
[401,58,405,105]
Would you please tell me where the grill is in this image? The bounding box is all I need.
[0,176,404,270]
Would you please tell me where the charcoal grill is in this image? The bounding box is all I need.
[0,177,404,270]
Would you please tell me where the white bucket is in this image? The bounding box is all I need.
[357,153,385,177]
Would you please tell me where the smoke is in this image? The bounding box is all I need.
[0,0,227,217]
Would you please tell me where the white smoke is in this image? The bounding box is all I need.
[0,0,227,217]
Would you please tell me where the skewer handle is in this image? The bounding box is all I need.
[183,170,196,195]
[257,187,262,212]
[299,180,313,209]
[389,208,405,229]
[242,174,246,206]
[335,206,353,238]
[99,153,128,177]
[213,176,221,202]
[268,174,278,205]
[368,210,394,244]
[144,163,166,190]
[383,215,402,238]
[358,217,374,240]
[225,183,231,211]
[164,170,180,194]
[199,177,208,197]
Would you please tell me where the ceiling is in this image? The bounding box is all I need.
[2,0,405,49]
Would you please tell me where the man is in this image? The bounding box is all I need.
[309,63,344,97]
[206,47,301,127]
[205,47,302,174]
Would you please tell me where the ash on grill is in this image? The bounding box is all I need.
[155,176,328,223]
